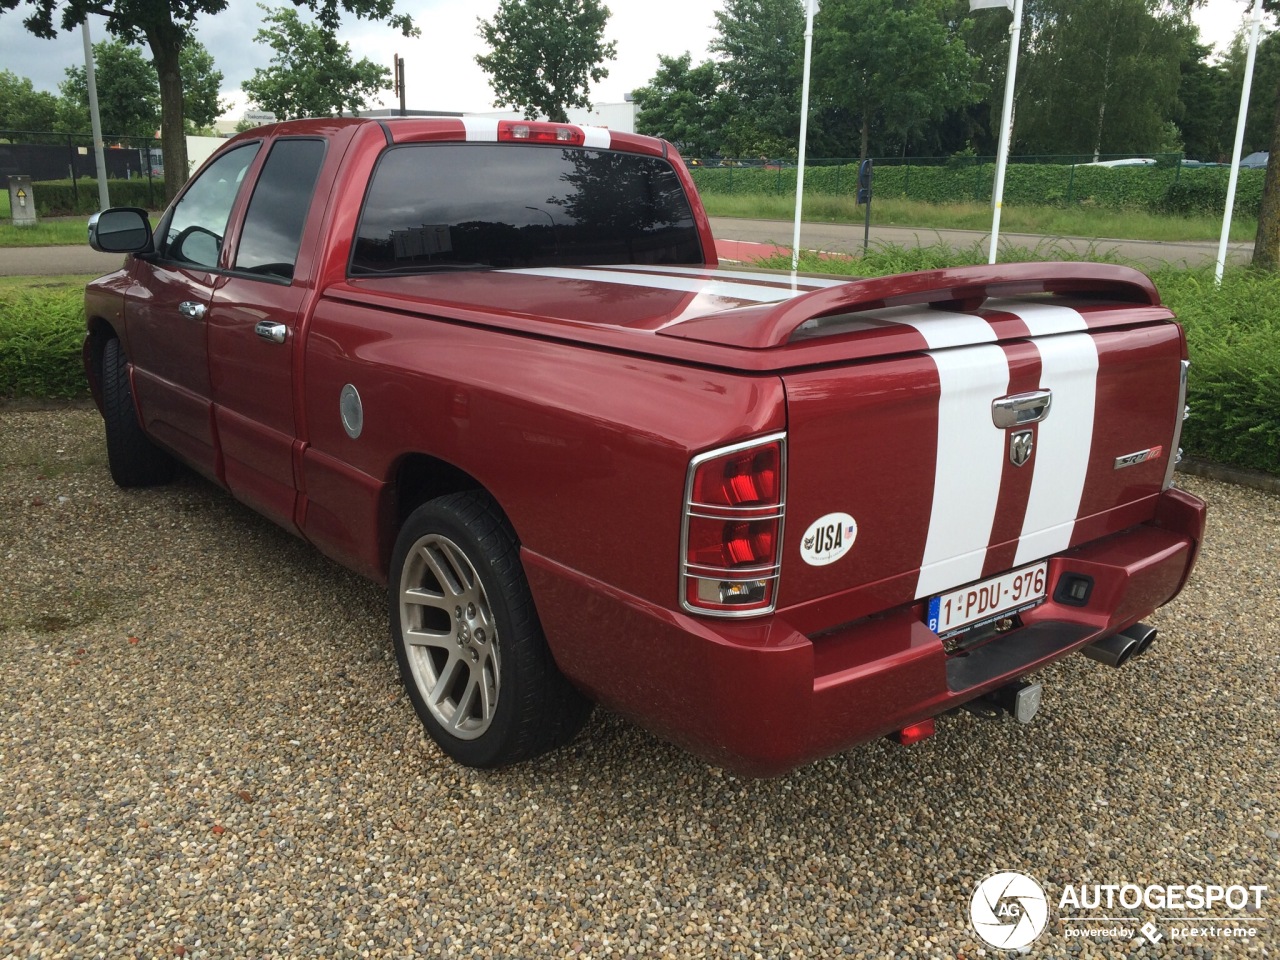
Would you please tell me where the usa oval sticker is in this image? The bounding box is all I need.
[800,512,858,566]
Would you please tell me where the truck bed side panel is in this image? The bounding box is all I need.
[298,301,786,602]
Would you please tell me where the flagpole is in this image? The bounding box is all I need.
[82,19,110,211]
[792,0,818,274]
[986,0,1022,264]
[1217,0,1265,283]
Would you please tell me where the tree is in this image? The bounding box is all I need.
[0,69,60,132]
[633,53,729,156]
[1175,39,1232,161]
[61,38,159,138]
[242,5,390,119]
[180,40,225,132]
[709,0,804,156]
[930,0,1010,158]
[1256,93,1280,269]
[1015,0,1190,159]
[813,0,980,161]
[1252,1,1280,270]
[2,0,416,201]
[475,0,617,123]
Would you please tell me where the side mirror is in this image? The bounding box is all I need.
[88,207,153,254]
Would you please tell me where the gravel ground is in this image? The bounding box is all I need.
[1,406,1276,959]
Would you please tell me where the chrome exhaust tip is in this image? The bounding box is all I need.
[1121,622,1158,657]
[1081,632,1140,668]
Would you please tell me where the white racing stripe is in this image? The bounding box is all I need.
[461,118,499,142]
[609,264,848,289]
[1013,332,1100,565]
[504,266,811,304]
[578,125,612,149]
[915,344,1011,599]
[859,304,999,349]
[990,298,1089,335]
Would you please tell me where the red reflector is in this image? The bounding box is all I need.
[497,120,585,145]
[893,719,936,746]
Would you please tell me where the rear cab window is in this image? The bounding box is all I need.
[351,143,703,275]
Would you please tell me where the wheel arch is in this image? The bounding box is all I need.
[382,452,520,575]
[82,316,119,413]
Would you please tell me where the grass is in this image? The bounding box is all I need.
[702,193,1258,244]
[0,274,94,293]
[1,185,91,245]
[1,189,161,245]
[0,219,92,247]
[0,274,92,400]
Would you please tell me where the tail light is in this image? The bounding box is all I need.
[497,120,586,145]
[681,433,786,616]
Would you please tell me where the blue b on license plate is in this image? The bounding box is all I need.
[926,561,1049,637]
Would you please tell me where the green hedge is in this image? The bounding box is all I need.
[691,163,1266,218]
[30,178,162,217]
[0,284,86,399]
[0,263,1276,476]
[1159,269,1280,474]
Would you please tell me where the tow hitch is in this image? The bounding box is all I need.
[965,679,1043,724]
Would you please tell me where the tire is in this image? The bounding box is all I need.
[389,491,592,768]
[101,337,175,487]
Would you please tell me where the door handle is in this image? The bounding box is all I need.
[178,301,206,320]
[992,390,1052,428]
[255,321,287,344]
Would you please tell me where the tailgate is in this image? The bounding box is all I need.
[777,294,1186,631]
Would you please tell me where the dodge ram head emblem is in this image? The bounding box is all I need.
[1009,429,1035,467]
[993,390,1050,468]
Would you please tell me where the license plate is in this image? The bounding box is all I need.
[926,562,1048,637]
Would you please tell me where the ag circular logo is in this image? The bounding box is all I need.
[969,871,1049,950]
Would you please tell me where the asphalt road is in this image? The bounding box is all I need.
[0,243,125,277]
[0,218,1253,276]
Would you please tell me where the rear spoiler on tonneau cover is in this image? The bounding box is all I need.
[659,262,1162,349]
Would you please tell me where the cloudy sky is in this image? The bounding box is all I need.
[2,0,723,116]
[0,0,1266,121]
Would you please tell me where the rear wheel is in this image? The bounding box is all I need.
[101,337,175,487]
[389,491,592,767]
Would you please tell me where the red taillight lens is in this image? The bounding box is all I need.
[686,518,777,569]
[497,120,586,145]
[692,446,780,507]
[681,435,786,616]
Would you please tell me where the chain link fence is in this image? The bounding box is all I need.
[1,131,164,212]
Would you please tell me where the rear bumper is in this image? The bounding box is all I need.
[526,487,1206,777]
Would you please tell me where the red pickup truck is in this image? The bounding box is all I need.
[84,117,1205,776]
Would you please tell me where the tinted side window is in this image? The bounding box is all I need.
[351,144,703,275]
[160,143,260,267]
[234,139,327,280]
